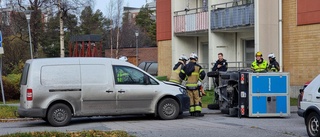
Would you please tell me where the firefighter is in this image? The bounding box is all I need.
[169,54,188,84]
[251,51,268,72]
[179,52,206,117]
[267,53,280,72]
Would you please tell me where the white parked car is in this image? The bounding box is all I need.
[298,74,320,137]
[18,58,189,126]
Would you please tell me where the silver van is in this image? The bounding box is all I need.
[18,58,189,126]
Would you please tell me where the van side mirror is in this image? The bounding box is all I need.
[318,87,320,93]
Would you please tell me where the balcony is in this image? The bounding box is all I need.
[174,7,209,35]
[211,0,254,31]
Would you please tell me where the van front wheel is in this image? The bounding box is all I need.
[158,98,179,120]
[47,103,72,127]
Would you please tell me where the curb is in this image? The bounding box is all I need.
[0,118,38,122]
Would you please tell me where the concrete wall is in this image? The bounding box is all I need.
[255,0,280,60]
[172,36,197,63]
[209,33,236,65]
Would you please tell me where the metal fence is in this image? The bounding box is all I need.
[199,61,252,90]
[174,7,209,33]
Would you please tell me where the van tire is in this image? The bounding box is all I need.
[158,98,179,120]
[47,103,72,127]
[42,117,48,123]
[306,112,320,137]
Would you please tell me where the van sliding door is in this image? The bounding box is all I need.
[80,61,116,115]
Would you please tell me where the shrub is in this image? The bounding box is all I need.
[0,73,21,100]
[155,76,167,81]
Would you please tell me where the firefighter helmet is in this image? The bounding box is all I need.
[179,54,188,61]
[256,51,262,57]
[189,52,198,60]
[268,53,275,58]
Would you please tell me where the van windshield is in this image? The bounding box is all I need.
[20,63,30,85]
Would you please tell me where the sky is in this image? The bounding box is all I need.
[94,0,148,16]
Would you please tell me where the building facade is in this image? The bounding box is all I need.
[283,0,320,96]
[157,0,173,77]
[157,0,281,89]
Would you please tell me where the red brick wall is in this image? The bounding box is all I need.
[105,47,158,65]
[297,0,320,25]
[156,0,172,41]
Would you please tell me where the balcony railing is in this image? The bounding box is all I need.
[174,7,209,33]
[211,0,254,30]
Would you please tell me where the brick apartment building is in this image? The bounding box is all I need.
[283,0,320,93]
[157,0,280,89]
[156,0,320,96]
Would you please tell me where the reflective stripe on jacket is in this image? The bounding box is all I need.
[169,63,183,83]
[269,67,278,72]
[186,66,201,87]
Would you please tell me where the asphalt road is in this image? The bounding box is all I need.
[0,108,308,137]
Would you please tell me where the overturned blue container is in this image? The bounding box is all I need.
[247,73,290,117]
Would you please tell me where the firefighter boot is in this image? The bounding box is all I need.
[190,112,195,116]
[195,111,204,117]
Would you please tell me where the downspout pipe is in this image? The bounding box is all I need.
[279,0,283,72]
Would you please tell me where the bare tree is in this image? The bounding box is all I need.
[107,0,115,58]
[121,11,138,48]
[115,0,123,58]
[56,0,91,57]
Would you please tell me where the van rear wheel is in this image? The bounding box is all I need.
[47,103,72,127]
[158,98,179,120]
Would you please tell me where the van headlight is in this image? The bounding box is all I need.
[179,87,187,94]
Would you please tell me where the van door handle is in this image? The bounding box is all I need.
[316,96,320,99]
[106,90,113,93]
[118,90,125,93]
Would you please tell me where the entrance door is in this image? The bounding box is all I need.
[201,43,209,65]
[200,43,209,89]
[244,40,254,67]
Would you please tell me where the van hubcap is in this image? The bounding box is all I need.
[163,103,175,116]
[310,116,319,135]
[53,109,67,122]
